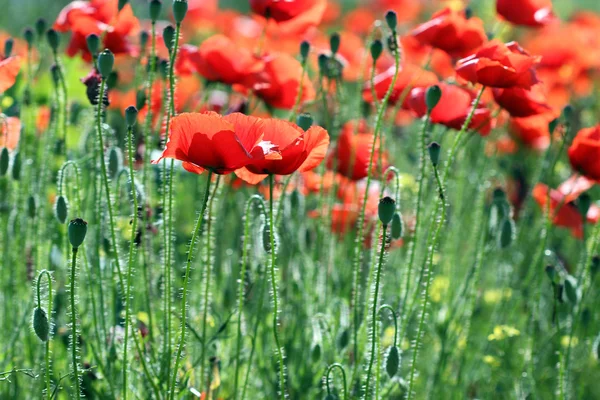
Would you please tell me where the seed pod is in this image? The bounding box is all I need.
[329,32,340,55]
[55,195,69,224]
[391,213,403,239]
[386,346,400,378]
[108,147,123,179]
[46,29,60,52]
[149,0,162,22]
[125,106,138,128]
[97,49,115,78]
[428,142,441,167]
[0,147,9,176]
[385,10,398,31]
[4,38,14,58]
[11,151,21,181]
[27,195,36,219]
[173,0,188,24]
[297,113,313,131]
[499,218,514,248]
[163,25,175,53]
[33,307,50,342]
[68,218,88,249]
[564,275,579,305]
[370,39,383,61]
[35,18,47,38]
[426,85,442,111]
[300,40,310,62]
[86,33,100,56]
[378,196,396,226]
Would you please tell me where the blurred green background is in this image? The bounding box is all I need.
[0,0,598,36]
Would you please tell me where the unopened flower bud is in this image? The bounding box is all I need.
[27,195,36,219]
[163,25,175,53]
[140,30,149,51]
[378,196,396,226]
[86,33,100,56]
[98,49,114,78]
[118,0,129,11]
[428,142,441,167]
[300,40,310,62]
[125,106,138,127]
[426,85,442,111]
[4,38,14,58]
[55,195,69,224]
[23,28,34,48]
[46,29,60,53]
[370,39,383,61]
[329,32,340,55]
[385,11,398,31]
[68,218,88,249]
[149,0,162,23]
[297,113,313,131]
[173,0,188,24]
[0,147,8,176]
[11,151,21,181]
[33,307,50,342]
[391,213,403,239]
[577,193,591,219]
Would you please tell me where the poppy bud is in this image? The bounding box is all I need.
[329,32,340,55]
[173,0,188,24]
[55,195,69,224]
[311,343,321,362]
[578,193,591,219]
[86,33,100,56]
[391,213,403,239]
[0,147,8,176]
[493,187,506,201]
[296,113,313,131]
[564,275,579,305]
[4,38,13,58]
[118,0,128,11]
[386,346,400,377]
[159,59,169,79]
[428,142,441,167]
[337,328,350,349]
[50,64,60,87]
[300,40,310,62]
[33,307,50,342]
[35,18,47,38]
[592,256,600,277]
[499,218,514,248]
[370,39,383,61]
[149,0,162,22]
[27,195,36,219]
[136,90,147,110]
[465,7,473,19]
[98,49,114,78]
[426,85,442,111]
[140,30,149,51]
[68,218,88,249]
[548,118,559,135]
[378,196,396,226]
[23,28,34,48]
[11,151,21,181]
[163,25,175,53]
[385,10,398,31]
[562,104,574,123]
[125,106,138,127]
[108,147,123,178]
[46,29,60,53]
[317,53,328,75]
[545,265,557,284]
[107,71,119,90]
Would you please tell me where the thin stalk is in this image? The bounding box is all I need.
[37,270,52,400]
[69,247,81,397]
[326,363,348,400]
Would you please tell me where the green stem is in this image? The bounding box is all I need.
[36,270,52,400]
[169,170,213,399]
[326,363,348,400]
[69,247,81,397]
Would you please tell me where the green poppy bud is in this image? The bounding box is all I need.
[173,0,188,24]
[97,49,115,78]
[385,10,398,31]
[300,40,310,62]
[592,256,600,277]
[0,147,8,176]
[4,38,14,58]
[337,328,350,349]
[562,104,574,123]
[23,28,34,48]
[297,113,313,131]
[125,106,138,127]
[317,53,328,75]
[11,151,21,181]
[577,193,592,219]
[33,307,50,342]
[378,196,396,226]
[35,18,47,39]
[391,213,403,239]
[140,30,149,51]
[108,147,123,179]
[136,90,147,111]
[426,85,442,111]
[311,343,321,363]
[55,195,69,224]
[118,0,128,11]
[499,218,514,248]
[68,218,88,249]
[548,118,559,135]
[564,275,579,305]
[370,39,383,61]
[329,32,340,55]
[386,346,400,377]
[46,29,60,53]
[493,187,507,201]
[27,195,36,219]
[149,0,162,23]
[428,142,441,167]
[86,33,100,56]
[163,25,175,53]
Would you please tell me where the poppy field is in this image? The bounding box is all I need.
[3,0,600,398]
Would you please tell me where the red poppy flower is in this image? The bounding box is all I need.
[408,83,494,136]
[363,64,439,107]
[508,112,555,150]
[0,56,21,93]
[496,0,556,28]
[250,52,315,110]
[411,8,487,58]
[152,112,280,175]
[568,125,600,181]
[327,120,387,181]
[250,0,327,35]
[0,116,21,150]
[492,84,552,117]
[456,41,540,89]
[186,34,264,86]
[235,118,329,184]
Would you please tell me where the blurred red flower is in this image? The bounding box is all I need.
[568,125,600,181]
[0,116,21,150]
[411,8,487,58]
[251,0,327,35]
[152,112,280,175]
[508,112,556,150]
[496,0,556,27]
[0,56,21,93]
[363,63,438,107]
[492,84,552,117]
[235,118,329,184]
[456,41,540,89]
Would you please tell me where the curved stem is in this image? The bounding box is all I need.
[36,270,53,400]
[326,363,348,400]
[169,170,213,399]
[378,305,398,348]
[69,247,81,397]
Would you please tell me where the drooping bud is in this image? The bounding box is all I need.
[386,346,400,377]
[329,32,340,55]
[592,256,600,277]
[391,213,403,239]
[385,10,398,31]
[97,49,115,78]
[564,275,579,305]
[125,106,138,127]
[4,38,14,58]
[378,196,396,226]
[68,218,88,249]
[11,151,21,181]
[136,90,147,110]
[0,147,8,176]
[163,25,175,54]
[426,85,442,111]
[86,33,100,56]
[296,113,313,131]
[55,195,69,224]
[428,142,441,167]
[46,29,60,53]
[370,39,383,61]
[499,218,515,248]
[300,40,310,62]
[108,147,123,179]
[173,0,188,24]
[33,307,50,342]
[149,0,162,23]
